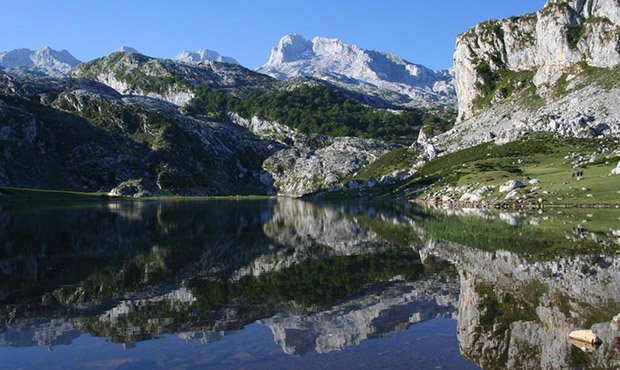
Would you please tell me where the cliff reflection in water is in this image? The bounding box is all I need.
[0,200,619,369]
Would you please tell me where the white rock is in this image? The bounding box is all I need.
[459,192,482,202]
[612,313,620,331]
[174,49,238,64]
[500,180,525,193]
[611,161,620,175]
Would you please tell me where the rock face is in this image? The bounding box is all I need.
[174,49,238,64]
[421,0,620,155]
[0,47,80,77]
[258,34,455,108]
[455,0,620,121]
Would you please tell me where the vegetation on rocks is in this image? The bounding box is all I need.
[185,84,453,145]
[350,147,419,182]
[473,68,540,110]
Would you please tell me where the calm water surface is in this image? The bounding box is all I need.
[1,199,619,369]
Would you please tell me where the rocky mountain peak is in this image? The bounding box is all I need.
[259,34,456,108]
[0,47,81,77]
[117,46,140,54]
[546,0,620,22]
[174,48,238,64]
[266,34,314,65]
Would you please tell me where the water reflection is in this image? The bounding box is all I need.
[0,199,619,369]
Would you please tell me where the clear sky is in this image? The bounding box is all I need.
[1,0,547,70]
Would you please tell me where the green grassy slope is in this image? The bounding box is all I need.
[321,133,620,206]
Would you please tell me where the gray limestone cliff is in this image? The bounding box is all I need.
[455,0,620,121]
[424,0,620,156]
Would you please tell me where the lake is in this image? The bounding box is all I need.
[0,199,619,369]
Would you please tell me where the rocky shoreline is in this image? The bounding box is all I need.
[413,198,620,210]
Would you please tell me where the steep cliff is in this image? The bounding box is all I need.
[425,0,620,155]
[456,0,620,121]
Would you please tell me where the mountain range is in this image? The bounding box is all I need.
[0,37,455,109]
[0,0,619,201]
[0,47,80,77]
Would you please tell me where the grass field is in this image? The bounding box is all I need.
[355,133,620,206]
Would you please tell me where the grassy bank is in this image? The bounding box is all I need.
[0,187,273,203]
[324,133,620,207]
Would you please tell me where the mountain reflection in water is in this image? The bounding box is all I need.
[0,199,619,369]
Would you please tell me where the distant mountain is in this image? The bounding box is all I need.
[174,49,238,64]
[258,34,455,108]
[0,47,80,76]
[116,46,140,53]
[73,51,272,106]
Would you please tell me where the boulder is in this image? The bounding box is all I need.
[108,178,164,198]
[459,192,482,203]
[612,313,620,331]
[366,177,378,188]
[611,161,620,175]
[499,180,525,193]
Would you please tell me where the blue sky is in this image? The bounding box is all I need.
[2,0,546,69]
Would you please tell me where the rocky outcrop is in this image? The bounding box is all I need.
[423,0,620,156]
[174,49,238,64]
[499,180,525,193]
[263,136,392,197]
[258,34,455,108]
[108,178,167,197]
[455,0,620,121]
[229,114,393,197]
